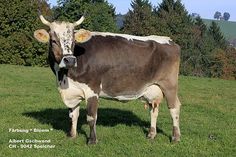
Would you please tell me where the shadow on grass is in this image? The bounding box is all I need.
[23,108,169,139]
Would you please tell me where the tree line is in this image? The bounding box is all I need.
[0,0,235,79]
[214,11,230,21]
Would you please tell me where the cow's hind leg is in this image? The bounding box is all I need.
[169,96,181,142]
[144,85,163,139]
[160,81,181,142]
[68,105,80,138]
[87,96,99,145]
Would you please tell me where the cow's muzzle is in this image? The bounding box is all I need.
[59,55,77,68]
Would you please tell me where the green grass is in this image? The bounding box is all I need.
[203,18,236,40]
[0,64,236,157]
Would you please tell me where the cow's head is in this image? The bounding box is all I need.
[34,15,91,68]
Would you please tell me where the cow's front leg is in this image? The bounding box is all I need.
[68,105,80,138]
[86,96,99,145]
[148,99,161,139]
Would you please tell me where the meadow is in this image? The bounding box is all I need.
[0,64,235,157]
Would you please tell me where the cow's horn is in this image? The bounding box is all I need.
[39,15,51,26]
[73,16,85,27]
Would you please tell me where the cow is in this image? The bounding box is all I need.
[34,15,181,144]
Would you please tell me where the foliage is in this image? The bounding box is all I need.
[81,2,117,32]
[223,12,230,21]
[214,11,221,20]
[153,0,198,75]
[0,0,51,66]
[122,0,235,79]
[210,47,236,79]
[154,0,193,36]
[123,0,156,35]
[208,21,227,49]
[213,11,230,21]
[53,0,118,32]
[195,16,207,35]
[53,0,83,22]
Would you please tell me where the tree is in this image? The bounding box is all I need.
[214,11,221,20]
[154,0,194,39]
[82,2,118,32]
[53,0,118,32]
[223,12,230,21]
[123,0,234,79]
[206,22,233,78]
[190,16,216,76]
[0,0,51,66]
[208,21,226,49]
[123,0,156,36]
[53,0,83,22]
[154,0,198,75]
[210,47,236,79]
[191,13,200,18]
[194,16,207,36]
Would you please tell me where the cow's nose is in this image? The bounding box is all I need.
[63,56,77,68]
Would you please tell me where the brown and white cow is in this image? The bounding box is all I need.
[34,15,181,144]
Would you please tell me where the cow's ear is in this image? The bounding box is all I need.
[34,29,50,43]
[74,29,92,43]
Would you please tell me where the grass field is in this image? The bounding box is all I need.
[203,19,236,40]
[0,64,235,157]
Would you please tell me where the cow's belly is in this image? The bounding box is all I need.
[99,84,163,103]
[99,91,142,101]
[56,74,163,106]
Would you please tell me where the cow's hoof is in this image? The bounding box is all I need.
[87,139,98,145]
[172,126,180,143]
[67,132,77,139]
[147,133,156,140]
[147,127,156,139]
[171,136,180,143]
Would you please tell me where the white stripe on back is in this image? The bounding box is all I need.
[91,32,172,44]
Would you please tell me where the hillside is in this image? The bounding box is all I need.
[1,64,236,157]
[203,19,236,40]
